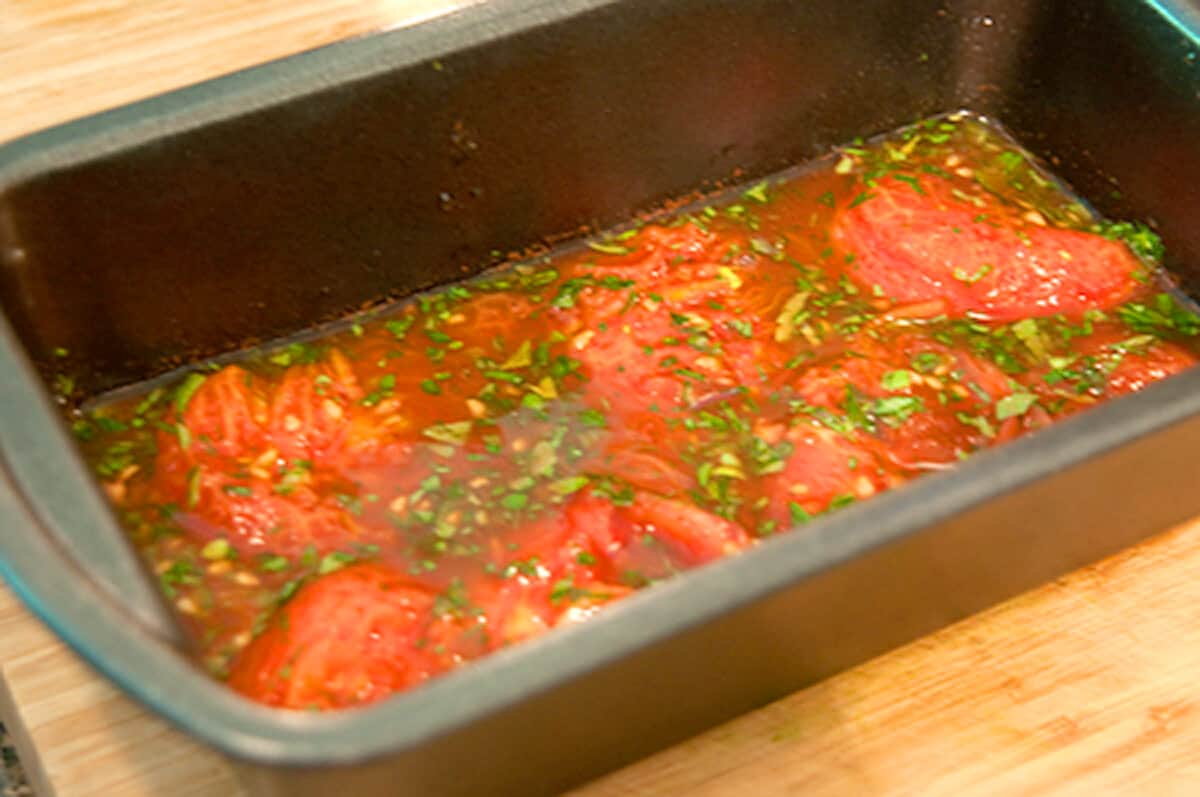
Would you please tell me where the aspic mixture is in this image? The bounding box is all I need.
[75,113,1200,710]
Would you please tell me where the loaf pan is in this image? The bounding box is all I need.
[2,0,1200,794]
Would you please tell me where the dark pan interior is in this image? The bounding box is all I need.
[2,1,1200,793]
[0,0,957,398]
[5,0,1198,400]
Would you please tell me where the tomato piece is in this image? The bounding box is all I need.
[227,563,440,710]
[562,220,803,431]
[1105,338,1196,394]
[268,351,363,463]
[175,477,383,558]
[754,423,893,526]
[150,366,268,508]
[791,353,892,412]
[584,224,719,288]
[883,336,1025,466]
[477,489,750,649]
[584,445,694,496]
[834,175,1144,320]
[476,573,636,650]
[176,366,269,460]
[786,334,1027,470]
[475,496,627,649]
[575,322,693,416]
[626,491,752,563]
[546,490,751,573]
[572,301,757,429]
[1023,325,1198,413]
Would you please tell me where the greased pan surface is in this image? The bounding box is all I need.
[1,1,1200,794]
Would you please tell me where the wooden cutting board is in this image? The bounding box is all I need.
[4,1,1200,794]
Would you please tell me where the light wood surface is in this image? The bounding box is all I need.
[2,2,1200,796]
[0,0,474,143]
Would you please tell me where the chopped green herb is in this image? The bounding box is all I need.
[579,408,607,429]
[484,369,524,385]
[549,475,590,495]
[881,370,912,391]
[1117,293,1200,338]
[200,538,231,561]
[587,241,635,256]
[911,352,942,373]
[260,555,290,572]
[849,191,877,208]
[956,412,996,438]
[549,577,576,604]
[743,180,770,204]
[995,391,1038,420]
[952,263,993,284]
[501,493,529,511]
[499,340,533,370]
[173,373,208,416]
[386,317,415,340]
[1011,318,1049,361]
[788,502,812,525]
[423,420,473,446]
[872,395,924,423]
[841,386,875,433]
[318,551,355,575]
[186,467,202,509]
[1096,220,1165,262]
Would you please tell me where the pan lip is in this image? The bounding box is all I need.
[1,0,1200,770]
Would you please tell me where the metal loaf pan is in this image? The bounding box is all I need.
[2,1,1200,794]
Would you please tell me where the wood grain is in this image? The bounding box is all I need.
[574,519,1200,797]
[0,0,476,144]
[2,2,1200,795]
[0,586,242,796]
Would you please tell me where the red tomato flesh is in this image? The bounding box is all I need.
[834,174,1145,321]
